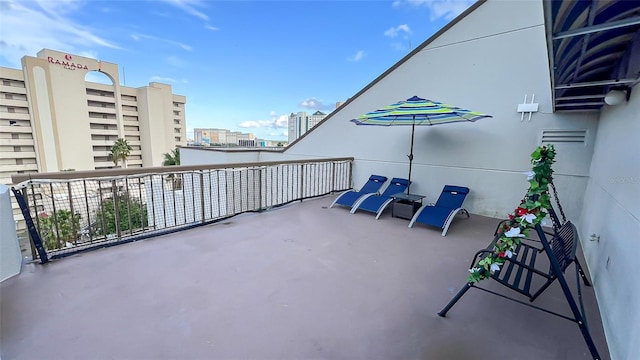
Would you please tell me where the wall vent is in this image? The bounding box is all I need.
[540,129,587,145]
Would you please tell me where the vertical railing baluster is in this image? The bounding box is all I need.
[113,179,121,240]
[125,177,132,236]
[217,170,222,218]
[200,172,205,223]
[67,182,78,245]
[97,181,107,239]
[160,175,167,228]
[181,173,187,224]
[207,170,215,219]
[83,179,93,243]
[258,167,264,210]
[50,183,61,249]
[138,177,145,231]
[149,175,156,229]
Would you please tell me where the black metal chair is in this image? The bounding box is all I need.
[438,219,601,360]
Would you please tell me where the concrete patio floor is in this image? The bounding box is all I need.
[1,195,610,360]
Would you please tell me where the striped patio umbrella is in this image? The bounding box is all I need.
[351,96,492,193]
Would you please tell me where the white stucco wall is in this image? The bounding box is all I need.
[0,184,22,282]
[181,147,261,166]
[283,0,598,220]
[579,88,640,360]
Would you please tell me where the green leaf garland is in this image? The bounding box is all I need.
[467,145,556,283]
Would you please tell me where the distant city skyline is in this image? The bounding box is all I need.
[0,0,474,140]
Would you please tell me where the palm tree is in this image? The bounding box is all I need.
[162,148,180,166]
[109,138,132,168]
[162,148,181,190]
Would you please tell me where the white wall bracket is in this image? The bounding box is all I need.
[517,94,539,121]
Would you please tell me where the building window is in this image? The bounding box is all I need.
[174,128,181,133]
[175,137,181,142]
[9,120,17,126]
[174,119,180,124]
[6,94,13,100]
[8,107,15,113]
[173,111,180,116]
[3,80,10,86]
[12,133,19,139]
[14,146,21,152]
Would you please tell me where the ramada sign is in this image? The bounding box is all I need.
[47,54,90,71]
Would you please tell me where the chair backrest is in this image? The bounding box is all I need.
[549,221,579,273]
[359,175,388,193]
[381,178,410,197]
[434,185,469,209]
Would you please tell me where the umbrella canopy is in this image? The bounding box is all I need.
[351,95,492,193]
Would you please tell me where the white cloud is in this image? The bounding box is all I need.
[392,0,475,20]
[205,25,219,31]
[160,0,208,21]
[150,76,177,83]
[273,115,288,128]
[130,33,192,51]
[347,50,366,62]
[384,24,412,38]
[299,98,333,111]
[238,113,288,130]
[0,0,120,67]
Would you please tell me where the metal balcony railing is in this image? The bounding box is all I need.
[11,157,353,262]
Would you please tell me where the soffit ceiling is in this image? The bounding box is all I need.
[545,0,640,112]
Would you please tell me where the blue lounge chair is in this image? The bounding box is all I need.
[330,175,388,209]
[350,177,411,219]
[408,185,470,236]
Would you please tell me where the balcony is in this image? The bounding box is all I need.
[1,157,610,359]
[0,85,27,94]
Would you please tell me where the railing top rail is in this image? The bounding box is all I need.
[11,157,354,183]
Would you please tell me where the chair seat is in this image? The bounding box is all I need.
[491,241,541,298]
[351,177,410,219]
[413,206,453,228]
[408,185,469,236]
[330,175,388,209]
[356,196,389,213]
[334,191,366,207]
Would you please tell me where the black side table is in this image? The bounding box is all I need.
[391,193,426,220]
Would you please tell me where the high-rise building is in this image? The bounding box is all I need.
[0,49,186,185]
[287,111,327,143]
[193,128,255,147]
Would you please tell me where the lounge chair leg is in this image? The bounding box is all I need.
[438,282,473,317]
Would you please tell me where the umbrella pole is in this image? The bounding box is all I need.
[407,121,415,194]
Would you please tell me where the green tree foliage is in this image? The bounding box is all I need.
[38,210,81,250]
[94,193,148,236]
[109,138,133,168]
[162,148,182,190]
[162,148,180,166]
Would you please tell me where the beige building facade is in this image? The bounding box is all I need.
[0,48,186,186]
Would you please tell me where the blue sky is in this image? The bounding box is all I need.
[0,0,475,141]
